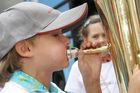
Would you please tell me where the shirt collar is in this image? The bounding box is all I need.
[10,70,58,93]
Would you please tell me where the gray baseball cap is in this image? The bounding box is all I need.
[0,2,88,60]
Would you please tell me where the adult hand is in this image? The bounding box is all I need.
[128,65,140,93]
[77,41,102,93]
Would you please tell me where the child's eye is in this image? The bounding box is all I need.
[102,34,106,38]
[92,35,99,39]
[53,34,59,37]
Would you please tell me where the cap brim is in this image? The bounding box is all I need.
[40,3,88,33]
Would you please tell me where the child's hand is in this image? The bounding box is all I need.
[128,65,140,93]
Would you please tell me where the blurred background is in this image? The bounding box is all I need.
[0,0,98,90]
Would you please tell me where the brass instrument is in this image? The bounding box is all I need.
[94,0,140,93]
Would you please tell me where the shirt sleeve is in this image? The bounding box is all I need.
[64,61,86,93]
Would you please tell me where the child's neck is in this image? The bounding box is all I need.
[22,68,53,89]
[36,71,52,88]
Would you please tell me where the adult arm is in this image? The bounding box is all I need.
[78,41,102,93]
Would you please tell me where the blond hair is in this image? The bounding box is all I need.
[0,47,21,87]
[0,36,35,87]
[79,14,101,41]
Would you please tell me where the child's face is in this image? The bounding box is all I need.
[87,22,107,46]
[31,30,70,71]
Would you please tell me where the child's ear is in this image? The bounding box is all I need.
[15,40,33,57]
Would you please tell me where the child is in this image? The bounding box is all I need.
[0,2,103,93]
[65,15,119,93]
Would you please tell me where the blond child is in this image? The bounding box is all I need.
[0,2,103,93]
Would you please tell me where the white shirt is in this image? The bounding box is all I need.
[65,61,120,93]
[0,81,29,93]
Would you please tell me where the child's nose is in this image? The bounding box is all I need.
[62,35,70,45]
[65,37,70,44]
[98,36,107,45]
[99,36,105,43]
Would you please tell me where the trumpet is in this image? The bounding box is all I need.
[67,44,111,59]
